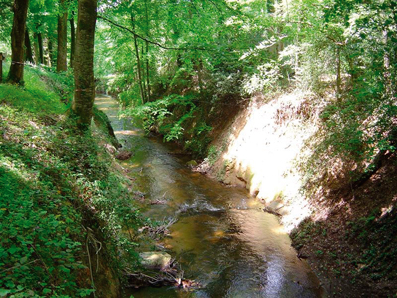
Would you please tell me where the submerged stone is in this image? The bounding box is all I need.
[186,160,198,167]
[116,150,132,160]
[139,252,172,270]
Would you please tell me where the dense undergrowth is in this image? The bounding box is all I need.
[123,92,214,158]
[0,66,142,297]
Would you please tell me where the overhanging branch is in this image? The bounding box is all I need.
[97,15,213,51]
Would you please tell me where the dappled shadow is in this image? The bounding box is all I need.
[291,153,397,297]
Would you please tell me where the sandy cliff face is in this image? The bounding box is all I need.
[207,90,323,231]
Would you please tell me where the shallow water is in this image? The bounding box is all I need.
[95,95,325,298]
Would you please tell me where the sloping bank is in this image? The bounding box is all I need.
[0,67,143,297]
[197,90,397,297]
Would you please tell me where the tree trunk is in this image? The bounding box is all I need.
[336,45,341,98]
[144,0,151,101]
[141,44,147,101]
[383,29,392,99]
[70,11,76,68]
[38,32,44,64]
[57,0,68,72]
[7,0,30,84]
[33,33,39,64]
[72,0,98,129]
[131,13,145,104]
[43,37,49,65]
[145,41,150,101]
[48,38,54,66]
[24,28,33,63]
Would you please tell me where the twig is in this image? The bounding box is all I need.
[85,226,103,297]
[0,260,39,274]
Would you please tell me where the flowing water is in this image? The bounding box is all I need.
[95,95,325,298]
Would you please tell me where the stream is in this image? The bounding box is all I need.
[95,95,325,298]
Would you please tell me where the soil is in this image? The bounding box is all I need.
[291,152,397,297]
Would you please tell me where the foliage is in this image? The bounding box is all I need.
[123,92,214,157]
[291,0,397,192]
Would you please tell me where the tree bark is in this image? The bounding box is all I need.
[7,0,30,84]
[70,11,76,68]
[24,28,33,63]
[57,0,68,72]
[72,0,98,129]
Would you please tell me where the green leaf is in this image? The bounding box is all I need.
[59,265,70,273]
[0,289,11,297]
[20,256,28,264]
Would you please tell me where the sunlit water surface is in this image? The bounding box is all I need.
[95,96,325,298]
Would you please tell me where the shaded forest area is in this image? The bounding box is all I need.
[1,0,397,296]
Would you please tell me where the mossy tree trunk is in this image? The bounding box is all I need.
[57,0,68,72]
[72,0,97,129]
[7,0,30,84]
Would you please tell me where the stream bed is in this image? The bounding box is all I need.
[95,95,325,298]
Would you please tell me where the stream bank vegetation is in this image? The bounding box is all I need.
[1,0,397,296]
[0,66,157,296]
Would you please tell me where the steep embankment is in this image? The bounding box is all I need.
[201,90,397,297]
[203,90,321,231]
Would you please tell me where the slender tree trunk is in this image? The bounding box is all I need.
[336,45,341,98]
[131,14,145,104]
[197,58,203,93]
[141,44,147,101]
[383,29,392,99]
[72,0,98,128]
[144,0,151,101]
[48,38,54,66]
[57,0,68,72]
[145,41,150,101]
[0,53,3,83]
[7,0,30,84]
[70,11,76,68]
[38,32,44,64]
[43,37,49,66]
[33,33,39,64]
[24,28,33,63]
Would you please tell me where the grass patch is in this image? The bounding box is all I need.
[0,65,68,115]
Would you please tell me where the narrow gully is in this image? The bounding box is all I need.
[95,95,325,298]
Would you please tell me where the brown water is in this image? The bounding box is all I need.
[95,95,325,298]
